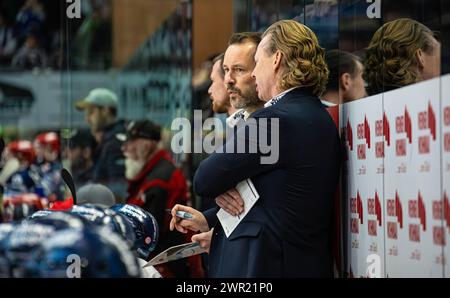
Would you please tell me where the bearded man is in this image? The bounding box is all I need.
[118,120,195,277]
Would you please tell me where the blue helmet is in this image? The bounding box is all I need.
[70,204,136,247]
[109,211,136,248]
[26,211,89,231]
[0,221,58,277]
[28,210,54,220]
[109,204,159,260]
[0,223,15,277]
[24,226,141,278]
[70,204,109,224]
[0,213,87,277]
[0,223,15,240]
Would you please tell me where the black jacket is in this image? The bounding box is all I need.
[93,120,127,200]
[194,88,341,277]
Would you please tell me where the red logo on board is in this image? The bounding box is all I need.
[404,107,412,144]
[387,222,398,239]
[383,112,391,146]
[347,118,353,151]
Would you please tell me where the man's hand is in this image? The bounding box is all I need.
[215,188,244,216]
[169,204,209,234]
[192,229,213,254]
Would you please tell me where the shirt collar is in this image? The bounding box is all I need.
[226,109,245,128]
[321,100,337,107]
[264,87,299,108]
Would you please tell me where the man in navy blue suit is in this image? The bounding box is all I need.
[171,20,340,277]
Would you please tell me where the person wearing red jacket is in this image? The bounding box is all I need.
[117,120,202,278]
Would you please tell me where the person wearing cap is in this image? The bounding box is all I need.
[75,88,127,203]
[118,120,192,277]
[66,129,97,189]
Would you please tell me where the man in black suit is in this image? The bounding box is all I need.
[171,20,340,277]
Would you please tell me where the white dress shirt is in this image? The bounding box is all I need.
[264,87,299,108]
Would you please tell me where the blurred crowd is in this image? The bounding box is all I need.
[0,0,111,70]
[0,86,202,278]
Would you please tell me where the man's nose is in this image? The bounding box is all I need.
[224,72,235,86]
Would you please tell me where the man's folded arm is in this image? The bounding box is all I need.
[193,115,281,198]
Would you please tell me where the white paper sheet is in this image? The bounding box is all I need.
[217,179,260,238]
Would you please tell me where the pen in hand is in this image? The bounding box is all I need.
[166,209,193,219]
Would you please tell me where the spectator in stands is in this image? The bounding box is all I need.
[67,129,97,189]
[364,18,441,95]
[321,49,366,106]
[11,32,48,70]
[15,0,46,44]
[0,12,17,65]
[73,5,111,69]
[49,29,65,70]
[118,120,192,277]
[75,88,127,202]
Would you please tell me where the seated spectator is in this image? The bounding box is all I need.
[15,0,46,43]
[118,120,193,277]
[0,12,17,65]
[321,49,366,105]
[72,6,111,69]
[11,32,48,70]
[49,29,64,70]
[75,88,127,202]
[364,18,441,95]
[67,129,97,189]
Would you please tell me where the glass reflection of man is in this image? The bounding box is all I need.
[364,18,441,95]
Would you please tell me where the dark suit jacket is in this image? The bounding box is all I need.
[194,88,341,278]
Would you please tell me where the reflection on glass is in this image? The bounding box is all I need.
[71,0,112,70]
[280,0,304,22]
[303,0,338,49]
[121,2,192,130]
[339,0,380,54]
[251,0,279,32]
[364,18,441,95]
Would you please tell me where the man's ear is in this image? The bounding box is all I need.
[273,50,282,72]
[340,73,351,92]
[415,49,426,70]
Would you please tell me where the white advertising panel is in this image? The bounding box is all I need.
[342,94,385,277]
[441,74,450,277]
[383,78,443,277]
